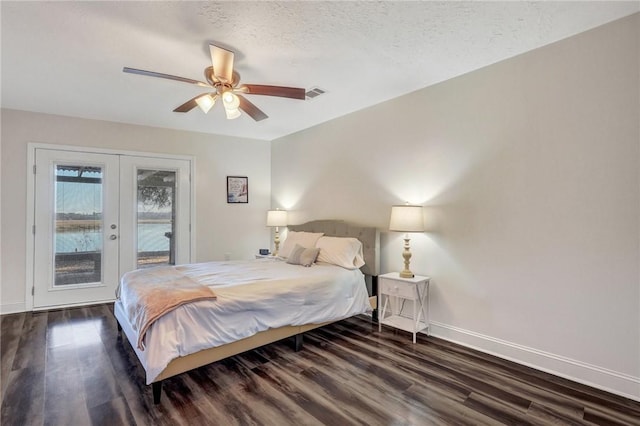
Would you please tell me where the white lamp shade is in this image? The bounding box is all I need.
[224,107,241,120]
[267,210,288,227]
[196,94,216,113]
[223,92,241,119]
[223,91,240,108]
[389,205,424,232]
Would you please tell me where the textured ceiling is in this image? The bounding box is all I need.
[2,1,638,141]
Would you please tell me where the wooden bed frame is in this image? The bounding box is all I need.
[114,220,380,404]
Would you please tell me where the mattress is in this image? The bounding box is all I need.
[116,257,372,383]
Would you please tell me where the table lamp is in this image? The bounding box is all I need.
[389,204,424,278]
[266,209,288,256]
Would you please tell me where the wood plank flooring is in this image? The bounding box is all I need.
[2,304,639,425]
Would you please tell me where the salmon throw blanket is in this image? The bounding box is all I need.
[116,267,217,350]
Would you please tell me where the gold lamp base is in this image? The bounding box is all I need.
[399,234,414,278]
[273,227,281,256]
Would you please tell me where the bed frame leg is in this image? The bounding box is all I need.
[115,317,123,341]
[294,334,304,352]
[152,381,162,404]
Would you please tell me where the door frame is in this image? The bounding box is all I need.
[25,143,196,311]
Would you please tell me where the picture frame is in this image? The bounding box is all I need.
[227,176,248,203]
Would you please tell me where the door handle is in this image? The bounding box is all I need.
[109,234,117,240]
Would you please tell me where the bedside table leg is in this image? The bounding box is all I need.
[372,275,379,324]
[423,281,430,336]
[377,295,380,332]
[378,295,389,334]
[413,298,417,344]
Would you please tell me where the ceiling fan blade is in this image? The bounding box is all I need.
[123,67,213,88]
[209,44,234,83]
[237,95,268,121]
[240,84,306,100]
[173,94,215,113]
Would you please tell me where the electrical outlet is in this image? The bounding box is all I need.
[224,253,231,261]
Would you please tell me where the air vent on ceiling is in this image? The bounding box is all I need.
[305,87,327,100]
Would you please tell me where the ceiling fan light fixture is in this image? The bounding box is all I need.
[222,91,240,108]
[222,91,241,119]
[224,107,241,120]
[195,94,216,113]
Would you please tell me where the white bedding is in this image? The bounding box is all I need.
[116,257,371,384]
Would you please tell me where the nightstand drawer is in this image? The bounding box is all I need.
[380,279,416,300]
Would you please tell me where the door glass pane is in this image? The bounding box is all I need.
[137,169,176,268]
[54,165,103,286]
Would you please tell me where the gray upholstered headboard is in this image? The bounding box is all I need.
[288,220,380,277]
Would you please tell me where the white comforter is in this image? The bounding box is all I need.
[117,257,371,383]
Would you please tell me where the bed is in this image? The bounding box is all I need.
[114,220,380,404]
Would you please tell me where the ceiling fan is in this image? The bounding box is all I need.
[123,43,305,122]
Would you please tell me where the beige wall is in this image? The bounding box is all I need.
[272,14,640,399]
[1,110,272,312]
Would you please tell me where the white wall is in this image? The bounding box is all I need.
[272,14,640,399]
[1,110,272,313]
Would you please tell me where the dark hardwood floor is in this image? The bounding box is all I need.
[1,304,639,426]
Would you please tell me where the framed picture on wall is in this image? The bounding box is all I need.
[227,176,248,203]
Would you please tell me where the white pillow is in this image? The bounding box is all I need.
[279,231,324,258]
[286,244,320,267]
[315,236,365,270]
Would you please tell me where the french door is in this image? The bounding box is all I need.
[32,148,192,309]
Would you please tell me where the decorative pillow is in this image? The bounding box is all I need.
[286,244,320,267]
[279,231,324,258]
[315,236,365,270]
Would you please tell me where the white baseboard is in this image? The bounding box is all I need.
[0,302,26,315]
[429,321,640,402]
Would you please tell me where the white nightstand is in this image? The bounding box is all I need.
[378,272,430,343]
